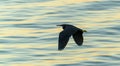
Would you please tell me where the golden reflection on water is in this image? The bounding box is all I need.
[0,43,56,49]
[0,28,37,36]
[0,27,61,37]
[11,63,37,66]
[0,54,15,59]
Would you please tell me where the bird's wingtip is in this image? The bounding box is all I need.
[58,48,64,51]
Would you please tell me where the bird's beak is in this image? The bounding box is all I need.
[82,30,87,32]
[56,25,62,26]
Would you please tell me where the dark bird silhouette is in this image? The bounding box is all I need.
[57,24,87,50]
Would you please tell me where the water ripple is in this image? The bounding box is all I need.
[80,1,120,11]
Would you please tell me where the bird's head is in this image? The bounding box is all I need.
[57,24,71,29]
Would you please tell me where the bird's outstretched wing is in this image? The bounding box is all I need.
[73,30,83,46]
[58,30,72,50]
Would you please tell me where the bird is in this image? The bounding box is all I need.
[57,24,87,50]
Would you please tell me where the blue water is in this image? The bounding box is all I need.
[0,0,120,66]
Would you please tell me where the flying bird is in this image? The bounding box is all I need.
[57,24,87,50]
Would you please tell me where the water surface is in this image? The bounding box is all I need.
[0,0,120,66]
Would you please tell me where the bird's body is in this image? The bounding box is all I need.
[57,24,86,50]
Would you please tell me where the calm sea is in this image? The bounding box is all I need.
[0,0,120,66]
